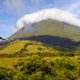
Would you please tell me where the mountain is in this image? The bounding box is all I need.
[13,8,80,33]
[9,8,80,51]
[10,8,80,41]
[10,19,80,41]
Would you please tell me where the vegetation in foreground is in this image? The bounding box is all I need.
[0,40,80,80]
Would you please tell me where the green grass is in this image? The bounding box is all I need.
[0,40,58,56]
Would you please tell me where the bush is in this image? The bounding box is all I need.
[13,55,80,80]
[0,66,15,80]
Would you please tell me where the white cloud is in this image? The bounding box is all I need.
[65,2,80,12]
[13,8,80,33]
[3,0,26,15]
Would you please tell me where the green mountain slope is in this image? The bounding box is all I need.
[10,19,80,41]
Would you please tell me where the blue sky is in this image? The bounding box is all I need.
[0,0,80,38]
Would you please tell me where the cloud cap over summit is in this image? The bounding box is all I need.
[13,8,80,33]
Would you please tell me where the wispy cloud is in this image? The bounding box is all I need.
[31,0,40,4]
[3,0,26,15]
[65,2,80,12]
[0,23,13,38]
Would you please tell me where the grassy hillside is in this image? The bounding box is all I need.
[0,40,58,55]
[0,40,59,68]
[0,40,80,80]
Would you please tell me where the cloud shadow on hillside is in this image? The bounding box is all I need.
[22,35,80,51]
